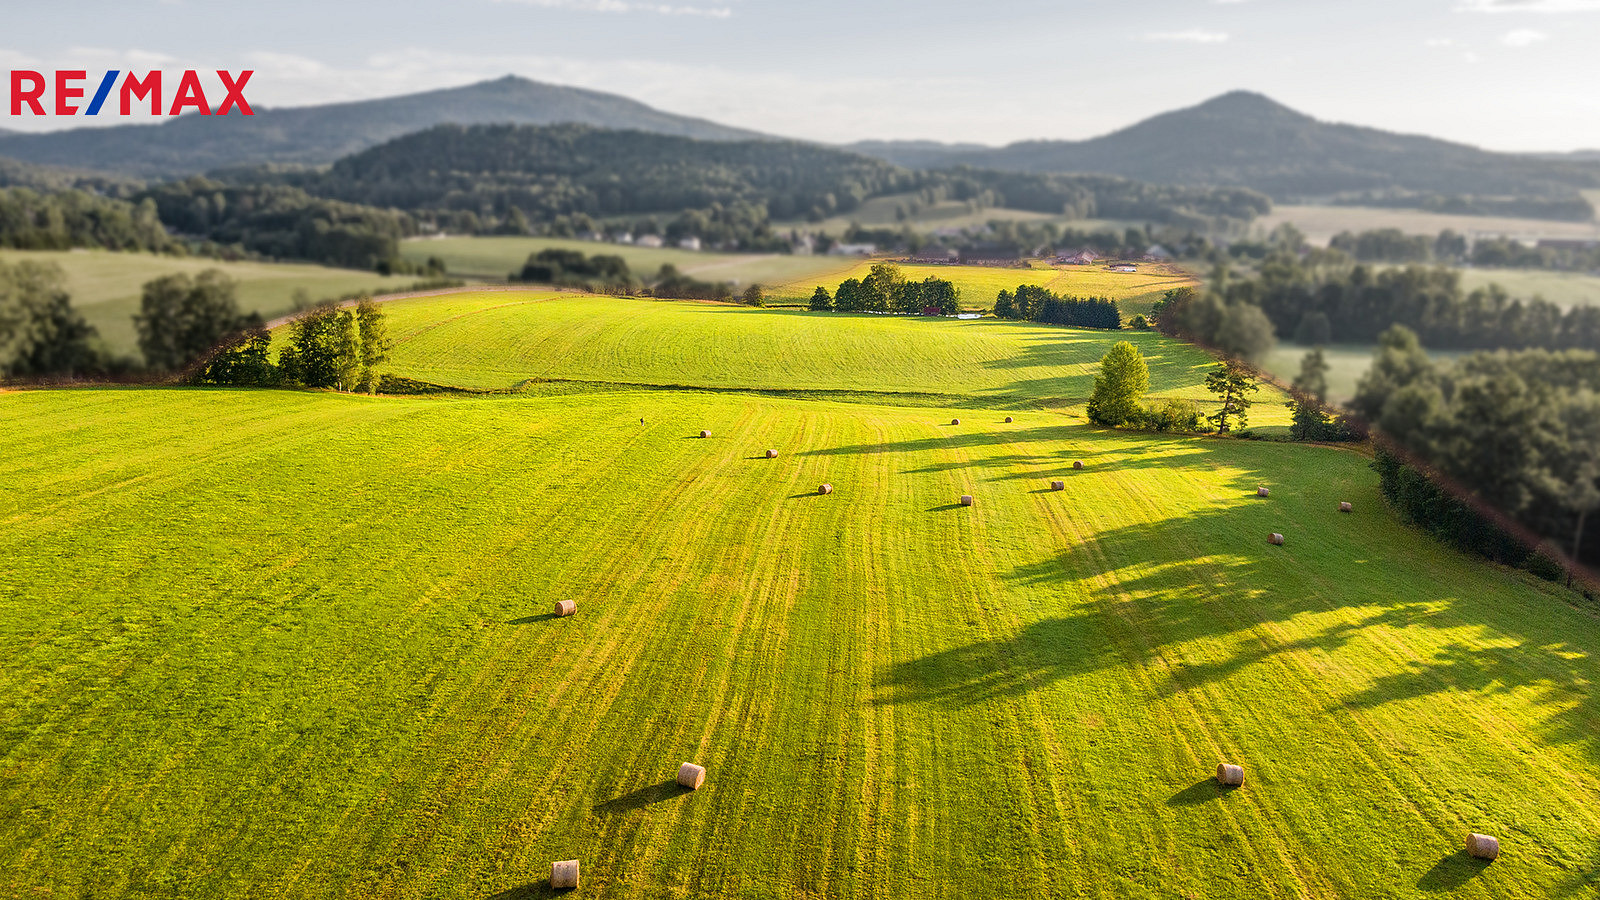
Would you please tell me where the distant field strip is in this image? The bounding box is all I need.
[0,389,1594,898]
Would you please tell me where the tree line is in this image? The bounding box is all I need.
[805,263,960,315]
[993,284,1121,329]
[1326,226,1600,272]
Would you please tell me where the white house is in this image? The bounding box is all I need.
[636,235,664,248]
[678,236,702,251]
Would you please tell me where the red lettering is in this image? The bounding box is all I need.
[216,69,253,116]
[55,70,86,115]
[167,70,210,116]
[120,71,161,115]
[10,71,45,115]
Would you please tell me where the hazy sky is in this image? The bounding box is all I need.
[3,0,1599,151]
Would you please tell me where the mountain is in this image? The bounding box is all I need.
[0,76,766,178]
[847,92,1600,205]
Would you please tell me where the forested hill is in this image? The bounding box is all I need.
[848,91,1600,215]
[0,76,765,178]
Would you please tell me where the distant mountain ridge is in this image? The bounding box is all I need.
[845,92,1600,206]
[0,76,765,178]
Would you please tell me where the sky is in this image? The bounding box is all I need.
[3,0,1599,152]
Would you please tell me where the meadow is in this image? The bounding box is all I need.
[1,293,1596,898]
[1257,205,1600,247]
[765,261,1196,315]
[399,236,854,287]
[0,249,421,358]
[1455,268,1600,309]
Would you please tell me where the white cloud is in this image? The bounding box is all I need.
[1424,37,1456,46]
[1457,0,1600,11]
[492,0,732,16]
[1501,27,1551,44]
[1143,29,1230,43]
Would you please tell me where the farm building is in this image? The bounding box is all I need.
[829,243,878,256]
[1058,250,1100,265]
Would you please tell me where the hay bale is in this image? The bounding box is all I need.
[765,449,778,459]
[1257,486,1270,498]
[1051,480,1065,491]
[551,859,580,890]
[677,762,706,790]
[1004,416,1014,423]
[951,418,961,425]
[1216,763,1245,786]
[1073,461,1084,471]
[1339,501,1353,513]
[554,599,577,617]
[819,483,833,495]
[1466,833,1500,860]
[700,430,711,438]
[960,494,974,506]
[1268,533,1284,546]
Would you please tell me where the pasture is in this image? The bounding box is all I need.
[1,293,1596,898]
[0,248,420,358]
[1455,267,1600,309]
[765,261,1196,314]
[1257,205,1600,247]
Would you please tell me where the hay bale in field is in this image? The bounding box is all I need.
[960,494,974,507]
[677,762,706,790]
[551,859,580,890]
[1466,833,1500,860]
[554,599,577,617]
[700,430,712,438]
[1257,486,1270,498]
[1216,763,1244,786]
[819,483,833,495]
[1005,416,1014,423]
[1051,480,1065,491]
[1339,501,1353,513]
[951,418,961,425]
[1268,533,1285,545]
[1073,461,1084,470]
[766,449,778,459]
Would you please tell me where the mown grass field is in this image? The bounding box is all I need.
[374,291,1268,422]
[0,249,422,358]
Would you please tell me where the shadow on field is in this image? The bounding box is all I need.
[508,613,562,624]
[592,780,686,816]
[927,503,968,512]
[1166,778,1235,806]
[1417,850,1492,891]
[487,882,559,899]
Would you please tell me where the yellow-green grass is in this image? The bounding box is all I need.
[399,235,855,286]
[1,387,1595,898]
[0,249,421,358]
[1455,268,1600,309]
[374,291,1279,424]
[1258,205,1600,247]
[766,261,1196,314]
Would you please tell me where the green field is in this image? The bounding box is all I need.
[400,236,855,288]
[1456,267,1600,308]
[767,261,1196,315]
[1258,205,1600,247]
[0,249,422,359]
[2,293,1597,898]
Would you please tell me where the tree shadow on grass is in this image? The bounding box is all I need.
[927,503,968,512]
[508,613,561,624]
[1417,850,1492,892]
[592,780,687,816]
[1167,778,1235,806]
[488,882,560,899]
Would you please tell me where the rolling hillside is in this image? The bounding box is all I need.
[1,295,1595,897]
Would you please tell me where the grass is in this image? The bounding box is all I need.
[1258,205,1600,247]
[769,191,1138,235]
[399,236,855,287]
[1,383,1596,898]
[1455,268,1600,309]
[374,291,1265,420]
[766,261,1196,315]
[0,249,424,358]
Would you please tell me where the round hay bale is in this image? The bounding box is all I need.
[765,449,778,459]
[1004,416,1014,423]
[1216,763,1244,786]
[1268,533,1285,546]
[1339,501,1353,513]
[1073,461,1084,471]
[1051,480,1065,491]
[960,494,974,507]
[951,418,961,425]
[554,599,577,617]
[819,483,833,495]
[551,859,580,890]
[700,430,712,438]
[677,762,706,790]
[1257,486,1270,498]
[1466,833,1500,860]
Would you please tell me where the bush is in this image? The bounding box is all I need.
[1136,397,1204,433]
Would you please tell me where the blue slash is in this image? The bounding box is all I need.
[84,71,120,115]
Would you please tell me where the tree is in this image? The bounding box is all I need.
[809,285,832,312]
[861,262,904,313]
[1086,341,1150,427]
[193,325,278,386]
[134,270,259,372]
[834,278,865,313]
[993,289,1016,319]
[1292,348,1330,402]
[1213,300,1276,361]
[741,284,765,307]
[0,260,101,378]
[1351,325,1437,424]
[920,278,960,316]
[279,304,359,390]
[355,297,391,393]
[1205,361,1260,432]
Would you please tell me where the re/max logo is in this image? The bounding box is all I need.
[7,70,254,117]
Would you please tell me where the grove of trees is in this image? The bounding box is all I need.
[993,284,1121,329]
